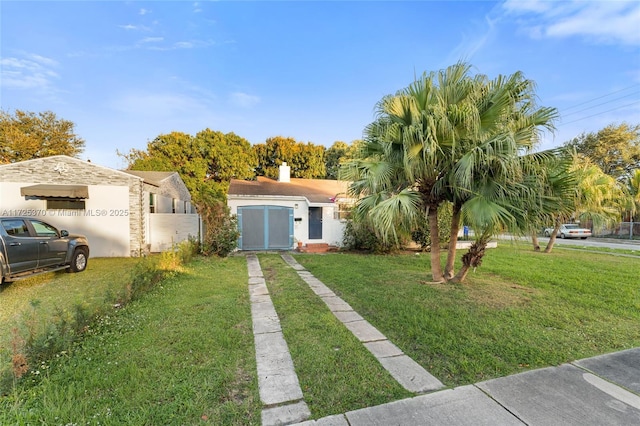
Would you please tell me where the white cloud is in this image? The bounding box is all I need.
[118,24,151,32]
[0,54,60,91]
[139,37,164,44]
[502,0,640,45]
[546,2,640,45]
[144,39,215,51]
[229,92,261,108]
[447,15,498,64]
[173,41,194,49]
[139,8,150,16]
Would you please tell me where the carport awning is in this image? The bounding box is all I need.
[20,184,89,199]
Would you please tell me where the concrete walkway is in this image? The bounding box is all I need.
[250,253,640,425]
[280,253,444,394]
[246,255,311,426]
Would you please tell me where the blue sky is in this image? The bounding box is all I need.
[1,1,639,170]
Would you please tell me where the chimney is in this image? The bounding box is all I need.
[278,162,291,183]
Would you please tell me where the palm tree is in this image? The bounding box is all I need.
[344,62,558,282]
[344,62,489,281]
[542,155,628,252]
[512,148,576,252]
[624,169,640,221]
[441,71,558,279]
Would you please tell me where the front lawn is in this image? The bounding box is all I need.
[293,245,640,386]
[0,257,260,425]
[0,246,637,423]
[0,258,139,353]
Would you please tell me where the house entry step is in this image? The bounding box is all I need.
[298,243,337,253]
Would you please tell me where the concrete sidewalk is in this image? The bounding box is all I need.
[293,348,640,425]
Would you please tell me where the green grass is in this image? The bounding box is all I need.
[258,255,411,419]
[1,246,638,423]
[293,245,640,386]
[0,258,140,350]
[0,257,260,425]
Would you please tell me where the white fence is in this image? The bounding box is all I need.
[148,213,202,252]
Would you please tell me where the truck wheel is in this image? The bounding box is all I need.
[69,248,88,273]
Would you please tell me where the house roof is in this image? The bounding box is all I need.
[0,155,144,182]
[123,170,176,186]
[229,176,350,204]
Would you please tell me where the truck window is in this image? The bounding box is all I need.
[30,220,59,237]
[1,219,30,237]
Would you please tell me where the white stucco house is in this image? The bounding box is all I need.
[227,163,352,251]
[0,155,201,257]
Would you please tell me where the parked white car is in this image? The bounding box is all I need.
[543,224,592,239]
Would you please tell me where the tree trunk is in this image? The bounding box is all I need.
[450,239,487,283]
[428,206,444,282]
[544,221,561,253]
[531,231,540,251]
[444,203,462,280]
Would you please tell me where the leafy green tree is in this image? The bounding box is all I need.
[122,130,256,204]
[325,140,364,180]
[194,129,256,182]
[324,141,348,180]
[0,109,85,163]
[343,62,558,282]
[254,136,326,179]
[564,123,640,180]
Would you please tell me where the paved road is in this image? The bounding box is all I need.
[498,234,640,251]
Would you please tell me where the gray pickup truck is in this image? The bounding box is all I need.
[0,217,90,283]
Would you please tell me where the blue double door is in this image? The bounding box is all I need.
[237,206,294,250]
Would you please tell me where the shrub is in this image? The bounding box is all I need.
[200,202,240,257]
[342,219,400,253]
[411,202,453,250]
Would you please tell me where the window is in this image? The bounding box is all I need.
[172,198,177,214]
[30,220,59,237]
[47,199,85,210]
[1,219,30,237]
[184,201,188,214]
[149,193,156,213]
[333,203,353,220]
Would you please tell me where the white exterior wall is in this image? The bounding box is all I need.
[228,196,346,247]
[148,214,201,252]
[0,182,131,257]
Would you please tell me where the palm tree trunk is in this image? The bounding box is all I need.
[428,206,444,282]
[450,238,488,283]
[544,220,561,253]
[531,231,541,251]
[444,203,462,280]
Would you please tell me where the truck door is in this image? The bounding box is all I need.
[29,220,68,267]
[0,219,39,273]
